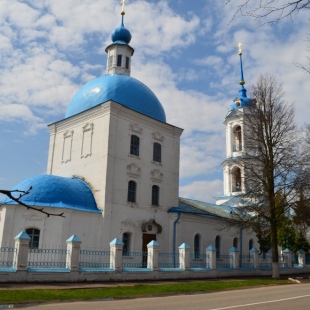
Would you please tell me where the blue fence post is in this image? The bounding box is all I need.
[250,247,259,269]
[66,235,82,271]
[147,240,159,271]
[14,231,31,271]
[110,238,124,272]
[298,249,305,267]
[229,247,239,269]
[179,243,190,271]
[206,245,216,269]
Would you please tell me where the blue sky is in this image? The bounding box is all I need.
[0,0,309,203]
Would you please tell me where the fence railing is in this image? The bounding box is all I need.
[0,246,17,269]
[240,255,254,269]
[122,251,149,268]
[28,248,69,269]
[159,252,181,268]
[190,253,209,268]
[259,253,272,270]
[79,249,112,269]
[217,255,233,269]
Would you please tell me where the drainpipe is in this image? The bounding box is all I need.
[239,227,243,267]
[173,212,181,268]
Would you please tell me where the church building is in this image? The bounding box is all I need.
[0,8,257,259]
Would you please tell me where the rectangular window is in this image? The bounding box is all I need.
[128,181,137,203]
[125,56,130,69]
[130,135,140,156]
[108,56,113,67]
[153,143,161,163]
[117,54,122,67]
[152,185,159,206]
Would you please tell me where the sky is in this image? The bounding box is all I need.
[0,0,309,203]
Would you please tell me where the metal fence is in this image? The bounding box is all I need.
[305,254,310,266]
[0,246,17,269]
[159,252,181,268]
[190,253,209,269]
[122,251,149,268]
[240,254,254,269]
[216,255,233,269]
[279,255,288,268]
[79,249,111,269]
[28,247,69,269]
[259,253,272,270]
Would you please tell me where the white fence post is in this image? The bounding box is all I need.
[110,238,124,272]
[250,247,259,269]
[147,240,159,271]
[283,248,292,268]
[206,245,216,269]
[298,249,306,267]
[66,235,82,271]
[14,231,31,271]
[179,243,190,270]
[229,247,239,269]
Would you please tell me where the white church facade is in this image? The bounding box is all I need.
[0,10,258,261]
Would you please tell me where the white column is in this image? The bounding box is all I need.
[66,235,82,271]
[206,245,216,270]
[283,248,292,268]
[109,238,124,272]
[229,247,239,269]
[178,243,190,270]
[147,240,159,271]
[298,249,306,267]
[14,231,31,271]
[250,247,259,269]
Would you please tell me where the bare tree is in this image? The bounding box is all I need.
[0,188,65,217]
[230,74,301,278]
[227,0,310,24]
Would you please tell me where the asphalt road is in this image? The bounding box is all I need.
[19,283,310,310]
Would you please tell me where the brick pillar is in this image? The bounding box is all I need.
[178,243,190,270]
[283,248,292,268]
[147,240,159,271]
[206,245,216,269]
[109,238,124,272]
[298,249,306,267]
[250,247,259,269]
[229,247,239,269]
[14,231,31,271]
[66,235,82,271]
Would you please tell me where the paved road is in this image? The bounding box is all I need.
[19,283,310,309]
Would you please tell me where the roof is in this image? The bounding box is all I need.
[0,174,100,213]
[169,197,233,220]
[65,74,166,122]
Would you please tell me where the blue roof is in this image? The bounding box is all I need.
[230,86,254,110]
[111,16,132,44]
[0,175,100,213]
[65,74,166,122]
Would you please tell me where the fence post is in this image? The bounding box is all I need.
[283,248,292,268]
[250,247,259,269]
[14,231,31,271]
[66,235,82,271]
[109,238,124,272]
[229,247,239,269]
[147,240,159,271]
[178,243,190,270]
[206,245,216,269]
[297,249,306,267]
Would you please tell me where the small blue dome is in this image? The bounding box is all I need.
[111,20,132,44]
[1,175,100,213]
[230,86,254,110]
[66,74,166,122]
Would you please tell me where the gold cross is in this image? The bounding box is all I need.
[121,0,126,14]
[238,42,243,55]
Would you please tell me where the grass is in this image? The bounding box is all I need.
[0,279,290,304]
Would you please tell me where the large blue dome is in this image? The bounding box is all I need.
[0,175,100,213]
[65,74,166,122]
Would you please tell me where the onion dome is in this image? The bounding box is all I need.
[111,15,132,44]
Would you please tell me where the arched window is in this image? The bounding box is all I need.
[153,142,162,163]
[152,185,160,206]
[26,228,40,249]
[130,135,140,156]
[194,234,200,258]
[122,233,131,256]
[232,167,242,192]
[127,181,137,203]
[215,235,221,258]
[233,126,242,151]
[233,237,238,249]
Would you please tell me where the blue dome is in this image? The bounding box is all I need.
[230,86,254,110]
[0,175,100,213]
[111,20,132,44]
[65,74,166,122]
